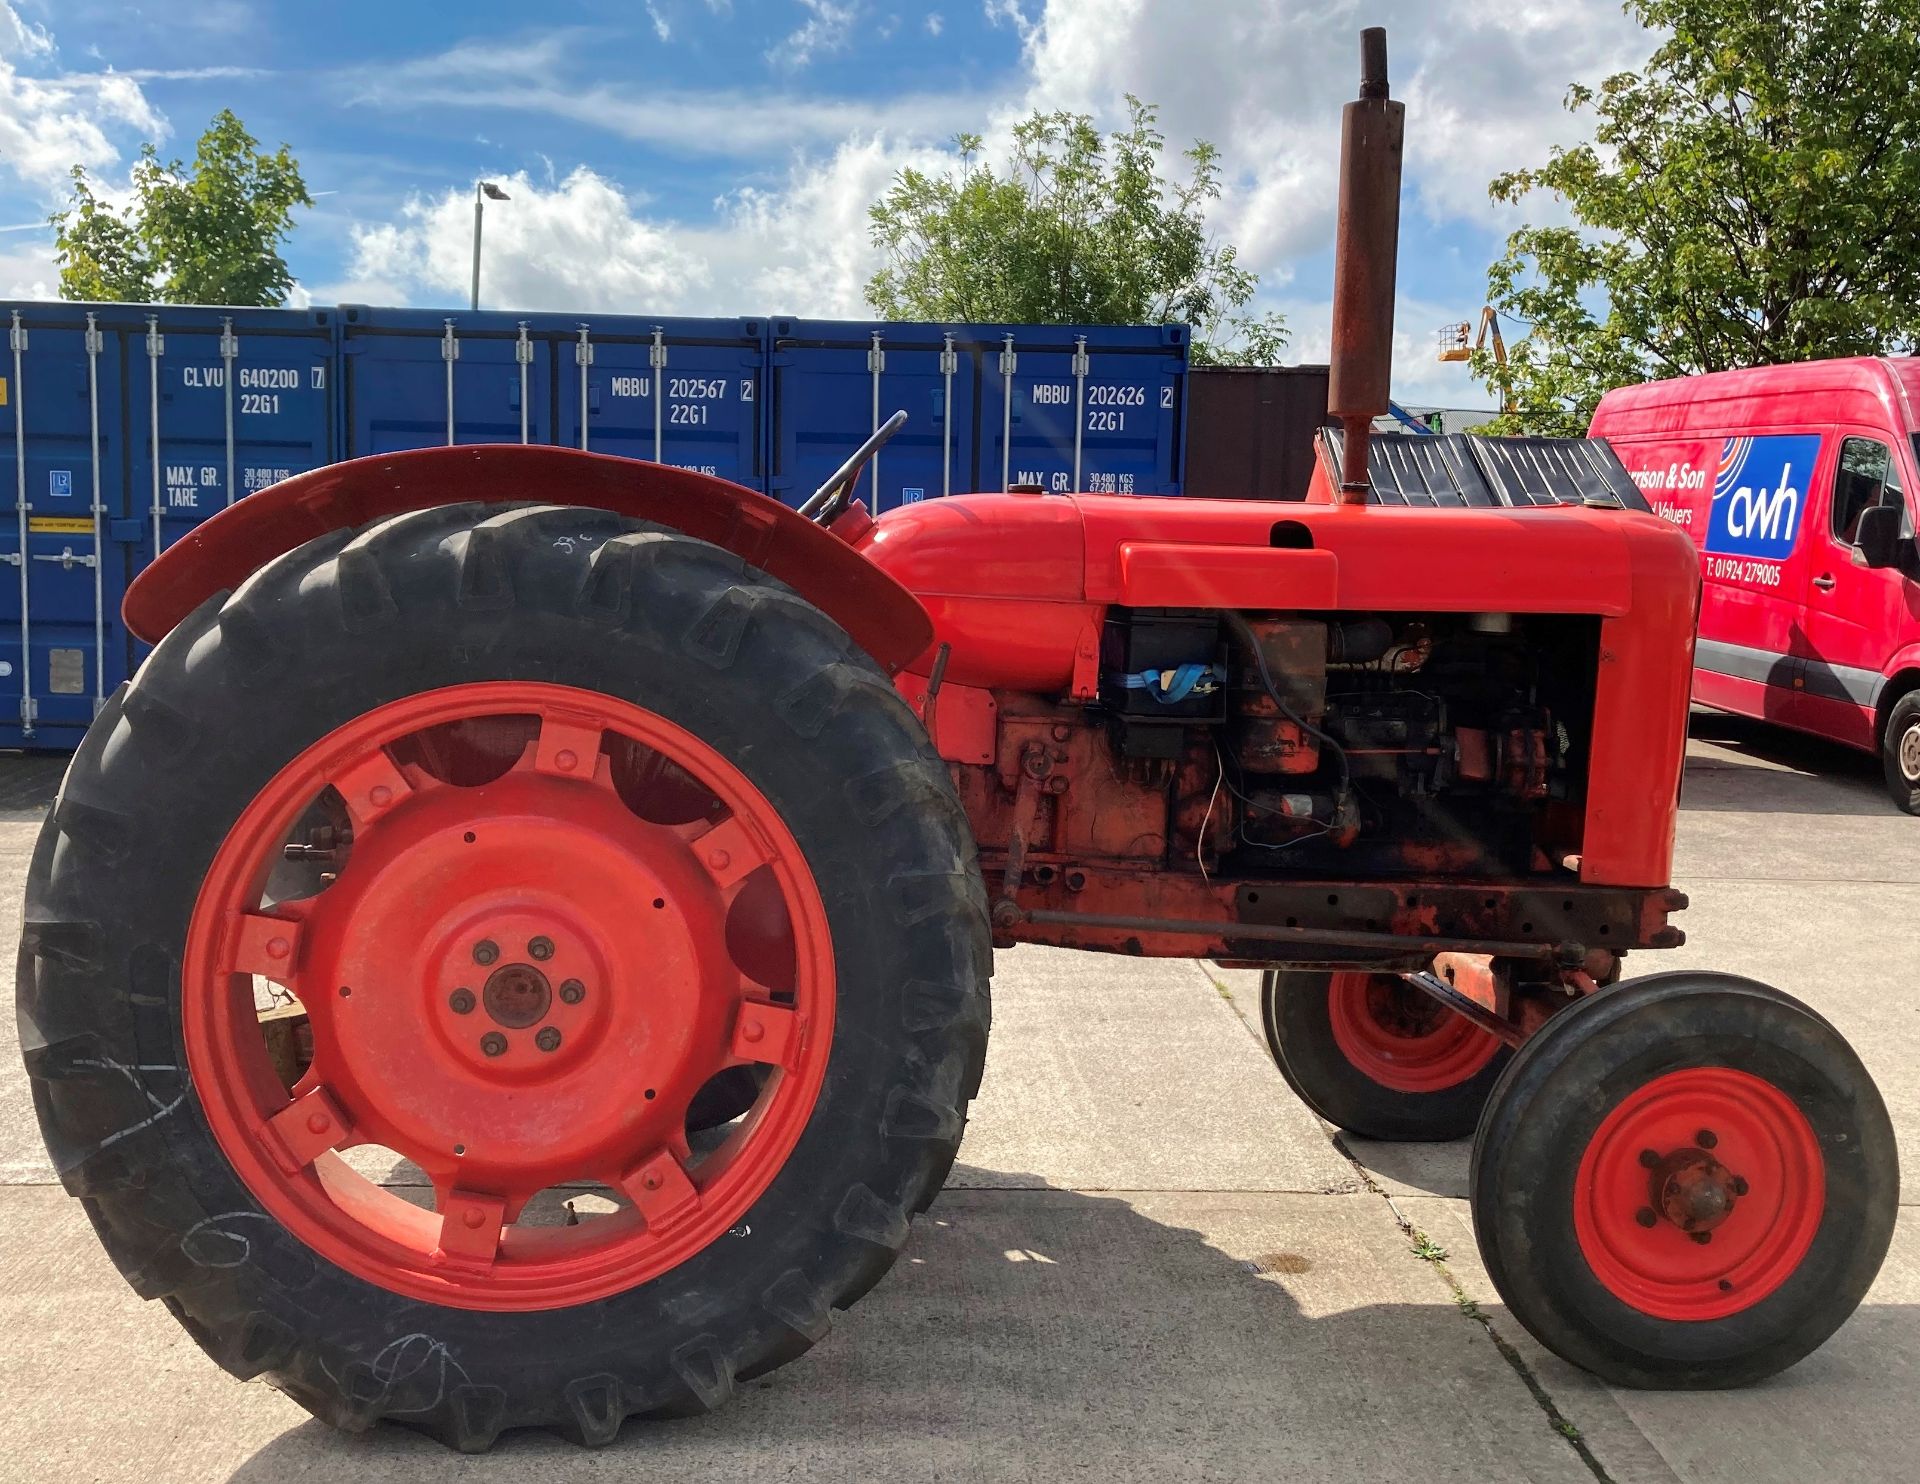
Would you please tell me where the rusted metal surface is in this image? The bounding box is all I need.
[1010,905,1558,962]
[981,859,1684,963]
[1229,619,1326,773]
[1326,26,1404,504]
[1398,970,1528,1047]
[1183,366,1329,502]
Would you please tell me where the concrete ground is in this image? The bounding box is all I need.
[1,714,1914,1481]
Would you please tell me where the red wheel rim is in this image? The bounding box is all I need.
[182,682,835,1311]
[1574,1067,1824,1320]
[1325,971,1501,1094]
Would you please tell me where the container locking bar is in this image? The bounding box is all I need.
[515,322,533,445]
[9,310,31,734]
[220,317,238,506]
[579,325,597,453]
[84,312,105,708]
[441,320,459,447]
[999,333,1017,491]
[147,315,164,560]
[868,331,885,505]
[649,328,665,461]
[1071,334,1089,493]
[939,332,957,499]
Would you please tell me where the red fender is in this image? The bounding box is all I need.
[123,446,935,673]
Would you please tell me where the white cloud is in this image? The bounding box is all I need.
[345,35,978,158]
[0,2,165,195]
[0,237,59,298]
[322,133,951,319]
[926,12,943,36]
[645,2,672,42]
[769,0,860,69]
[999,0,1647,271]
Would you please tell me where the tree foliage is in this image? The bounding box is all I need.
[52,110,311,306]
[1478,0,1920,436]
[867,98,1287,364]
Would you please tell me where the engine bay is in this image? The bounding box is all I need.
[955,606,1603,884]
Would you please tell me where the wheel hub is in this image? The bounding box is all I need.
[1900,720,1920,783]
[482,961,552,1028]
[1648,1146,1739,1233]
[305,774,717,1181]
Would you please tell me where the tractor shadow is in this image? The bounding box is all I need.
[223,1166,1920,1484]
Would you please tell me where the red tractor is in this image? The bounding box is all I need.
[18,30,1895,1452]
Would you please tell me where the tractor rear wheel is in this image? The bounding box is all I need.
[1470,972,1896,1387]
[1261,968,1508,1140]
[18,503,990,1449]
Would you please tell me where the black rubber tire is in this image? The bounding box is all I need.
[1261,968,1510,1141]
[1881,691,1920,815]
[17,503,992,1450]
[1470,971,1897,1388]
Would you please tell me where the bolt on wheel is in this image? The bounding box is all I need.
[184,681,836,1310]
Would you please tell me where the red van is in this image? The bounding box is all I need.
[1590,358,1920,812]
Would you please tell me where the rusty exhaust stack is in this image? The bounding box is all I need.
[1327,27,1404,504]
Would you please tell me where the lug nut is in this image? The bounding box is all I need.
[1635,1207,1657,1228]
[449,988,476,1014]
[559,979,585,1005]
[1638,1149,1662,1169]
[1691,1230,1712,1245]
[481,1032,507,1057]
[1730,1175,1749,1197]
[535,1026,562,1053]
[474,940,499,966]
[529,936,554,961]
[1696,1129,1718,1149]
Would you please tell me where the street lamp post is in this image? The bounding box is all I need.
[470,180,511,311]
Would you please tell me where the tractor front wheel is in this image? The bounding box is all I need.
[18,504,990,1449]
[1470,972,1896,1387]
[1261,968,1508,1140]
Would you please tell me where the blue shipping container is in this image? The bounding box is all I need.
[0,300,1189,751]
[767,319,1187,512]
[339,308,766,489]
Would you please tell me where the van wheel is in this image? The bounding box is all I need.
[1881,692,1920,815]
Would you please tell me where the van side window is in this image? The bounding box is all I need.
[1831,437,1901,546]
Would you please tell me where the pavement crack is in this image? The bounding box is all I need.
[1326,1130,1619,1484]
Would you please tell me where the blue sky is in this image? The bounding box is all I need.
[0,0,1654,406]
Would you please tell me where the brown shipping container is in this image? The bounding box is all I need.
[1183,365,1331,502]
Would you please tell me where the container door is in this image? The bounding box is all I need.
[0,315,128,746]
[343,321,553,456]
[982,337,1185,496]
[130,321,332,569]
[767,329,975,512]
[560,326,763,488]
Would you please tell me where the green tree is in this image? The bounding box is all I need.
[51,110,311,306]
[867,98,1287,364]
[1477,0,1920,436]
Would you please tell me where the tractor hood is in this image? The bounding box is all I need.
[856,484,1697,695]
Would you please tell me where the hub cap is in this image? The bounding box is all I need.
[1899,719,1920,784]
[1573,1067,1824,1320]
[182,682,835,1310]
[1325,970,1501,1094]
